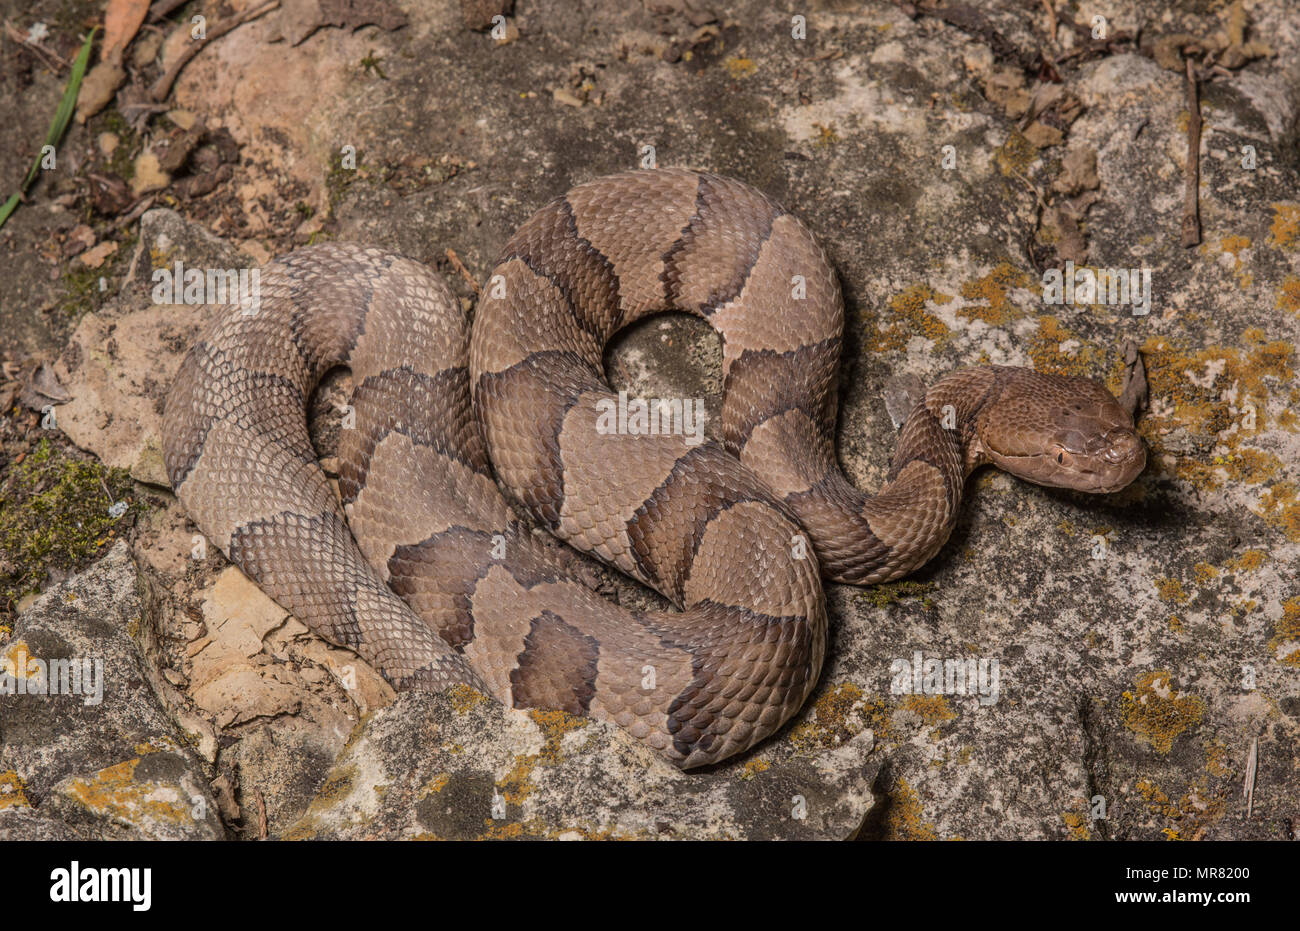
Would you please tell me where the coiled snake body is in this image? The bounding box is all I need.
[163,169,1145,768]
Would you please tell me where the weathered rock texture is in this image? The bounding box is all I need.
[0,543,223,839]
[1,0,1298,839]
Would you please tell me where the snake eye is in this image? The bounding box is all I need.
[1057,452,1064,464]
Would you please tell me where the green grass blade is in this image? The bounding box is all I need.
[0,193,21,229]
[0,25,99,232]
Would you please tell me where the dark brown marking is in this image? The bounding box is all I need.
[499,199,623,342]
[720,338,842,455]
[338,365,487,505]
[388,523,580,649]
[474,351,603,528]
[163,340,309,487]
[661,173,784,316]
[509,610,601,714]
[660,600,814,761]
[625,445,778,604]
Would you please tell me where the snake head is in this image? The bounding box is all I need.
[978,371,1146,494]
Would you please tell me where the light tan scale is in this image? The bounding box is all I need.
[163,169,1145,768]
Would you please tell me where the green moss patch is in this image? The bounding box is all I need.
[0,438,143,618]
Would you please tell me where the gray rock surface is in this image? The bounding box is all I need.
[0,544,223,839]
[1,0,1298,839]
[286,691,877,840]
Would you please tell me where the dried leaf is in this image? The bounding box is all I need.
[65,224,96,257]
[102,0,151,65]
[1023,121,1064,148]
[23,363,72,407]
[1053,147,1099,196]
[78,240,119,268]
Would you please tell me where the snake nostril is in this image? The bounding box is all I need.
[1104,433,1140,463]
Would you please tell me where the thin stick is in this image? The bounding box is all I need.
[255,787,268,839]
[1040,0,1057,48]
[4,20,71,71]
[147,0,191,23]
[445,248,482,295]
[1243,737,1257,818]
[1181,55,1201,247]
[150,0,280,102]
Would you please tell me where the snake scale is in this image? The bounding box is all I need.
[162,169,1145,768]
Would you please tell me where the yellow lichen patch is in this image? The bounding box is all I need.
[1026,315,1105,377]
[1,641,35,678]
[1215,447,1283,485]
[1277,275,1300,314]
[63,758,192,825]
[315,764,357,804]
[1209,235,1254,289]
[901,693,957,728]
[494,709,589,807]
[0,770,29,809]
[446,684,489,714]
[527,708,586,763]
[884,777,938,840]
[1258,481,1300,541]
[1135,777,1226,841]
[722,56,757,78]
[497,755,535,805]
[1226,549,1266,573]
[1154,577,1189,604]
[1120,671,1205,754]
[1061,810,1090,840]
[419,773,450,797]
[812,122,839,147]
[738,758,771,781]
[480,817,548,840]
[788,681,867,752]
[1141,339,1293,434]
[1168,615,1183,632]
[956,262,1035,326]
[994,130,1037,176]
[1204,740,1231,778]
[1192,562,1219,584]
[1267,203,1300,250]
[868,283,949,351]
[1138,336,1296,490]
[1268,597,1300,666]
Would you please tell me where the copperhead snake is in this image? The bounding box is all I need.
[162,169,1145,768]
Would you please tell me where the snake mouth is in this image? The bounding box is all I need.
[1063,444,1147,493]
[991,438,1146,493]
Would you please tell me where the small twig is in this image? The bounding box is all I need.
[1039,0,1058,48]
[255,787,268,839]
[150,0,280,102]
[1181,54,1202,248]
[1243,737,1258,818]
[445,248,482,295]
[113,194,156,229]
[4,20,71,72]
[147,0,191,23]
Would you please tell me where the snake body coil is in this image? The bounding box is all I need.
[163,169,1144,768]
